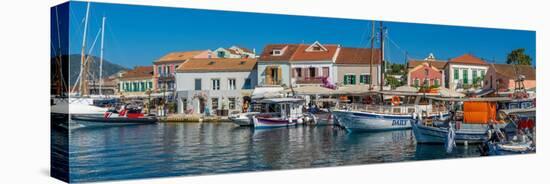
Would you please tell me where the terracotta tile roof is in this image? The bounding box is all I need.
[335,47,381,64]
[259,44,300,61]
[289,44,339,61]
[407,60,447,69]
[177,58,257,73]
[449,54,487,65]
[227,48,239,55]
[120,66,153,80]
[239,47,254,54]
[154,50,207,64]
[491,64,536,80]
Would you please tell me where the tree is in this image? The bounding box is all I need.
[506,48,532,65]
[385,76,403,89]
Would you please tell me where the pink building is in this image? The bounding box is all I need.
[407,59,446,87]
[484,63,536,92]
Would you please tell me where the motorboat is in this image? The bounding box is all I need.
[252,98,306,129]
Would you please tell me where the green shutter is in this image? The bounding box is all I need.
[359,75,366,84]
[473,70,477,82]
[351,75,356,85]
[454,69,459,80]
[344,75,349,85]
[463,69,468,84]
[434,79,439,86]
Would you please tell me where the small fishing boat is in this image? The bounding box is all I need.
[412,98,514,144]
[332,91,450,132]
[252,98,306,129]
[229,112,260,126]
[307,98,338,126]
[486,142,535,155]
[71,105,158,124]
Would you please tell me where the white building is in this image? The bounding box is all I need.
[175,58,257,115]
[257,41,340,87]
[213,46,256,59]
[445,54,489,91]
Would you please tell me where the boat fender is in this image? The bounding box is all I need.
[418,112,423,121]
[445,125,456,153]
[439,112,443,120]
[412,112,417,120]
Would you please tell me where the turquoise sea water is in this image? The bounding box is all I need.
[61,122,482,182]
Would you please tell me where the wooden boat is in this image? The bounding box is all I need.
[252,98,306,129]
[332,91,449,132]
[412,98,517,144]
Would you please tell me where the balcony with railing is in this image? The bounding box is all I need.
[295,76,325,84]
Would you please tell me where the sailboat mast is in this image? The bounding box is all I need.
[79,2,91,96]
[379,21,384,91]
[368,20,375,91]
[99,16,106,96]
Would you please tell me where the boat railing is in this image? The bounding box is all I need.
[337,103,448,115]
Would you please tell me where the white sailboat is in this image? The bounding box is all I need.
[51,2,109,117]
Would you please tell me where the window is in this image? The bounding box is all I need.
[313,46,321,51]
[424,68,429,76]
[296,68,302,78]
[322,67,329,77]
[414,79,420,86]
[194,79,202,90]
[228,79,236,90]
[217,51,225,58]
[212,98,219,110]
[424,79,430,87]
[454,68,459,80]
[228,98,236,109]
[434,79,440,86]
[149,82,153,89]
[165,65,170,77]
[480,70,485,79]
[360,74,371,84]
[157,66,162,76]
[463,69,468,84]
[472,70,478,81]
[309,67,316,78]
[212,79,220,90]
[272,49,282,56]
[344,74,356,85]
[244,78,251,89]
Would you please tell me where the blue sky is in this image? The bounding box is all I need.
[59,1,536,68]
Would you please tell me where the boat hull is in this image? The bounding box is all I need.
[411,119,508,144]
[253,116,300,129]
[228,112,259,126]
[312,112,334,125]
[332,110,449,132]
[71,114,158,124]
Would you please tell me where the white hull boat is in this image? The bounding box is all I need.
[253,116,302,129]
[332,110,449,132]
[229,112,260,126]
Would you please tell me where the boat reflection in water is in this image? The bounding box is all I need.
[67,123,483,183]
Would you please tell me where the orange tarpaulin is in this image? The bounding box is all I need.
[463,101,497,124]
